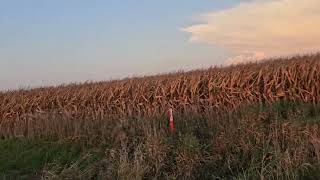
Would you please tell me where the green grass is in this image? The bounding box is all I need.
[2,102,320,179]
[0,139,83,179]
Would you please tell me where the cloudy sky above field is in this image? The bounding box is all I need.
[1,0,320,90]
[184,0,320,65]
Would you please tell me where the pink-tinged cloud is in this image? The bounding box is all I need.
[183,0,320,65]
[225,51,266,65]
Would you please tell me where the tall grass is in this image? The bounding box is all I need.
[2,102,320,179]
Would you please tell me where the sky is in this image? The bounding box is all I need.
[185,0,320,64]
[1,0,320,90]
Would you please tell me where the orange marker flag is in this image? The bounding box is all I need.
[168,108,176,133]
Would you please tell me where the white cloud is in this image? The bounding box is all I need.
[225,51,266,65]
[183,0,320,65]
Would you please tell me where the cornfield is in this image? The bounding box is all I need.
[0,54,320,138]
[2,54,320,179]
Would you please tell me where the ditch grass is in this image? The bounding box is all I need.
[0,139,84,179]
[1,102,320,179]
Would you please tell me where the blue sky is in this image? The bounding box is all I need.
[8,0,310,89]
[0,0,257,90]
[0,0,320,90]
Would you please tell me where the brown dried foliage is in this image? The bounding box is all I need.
[0,54,320,138]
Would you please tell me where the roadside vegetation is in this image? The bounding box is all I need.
[1,102,320,179]
[1,54,320,179]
